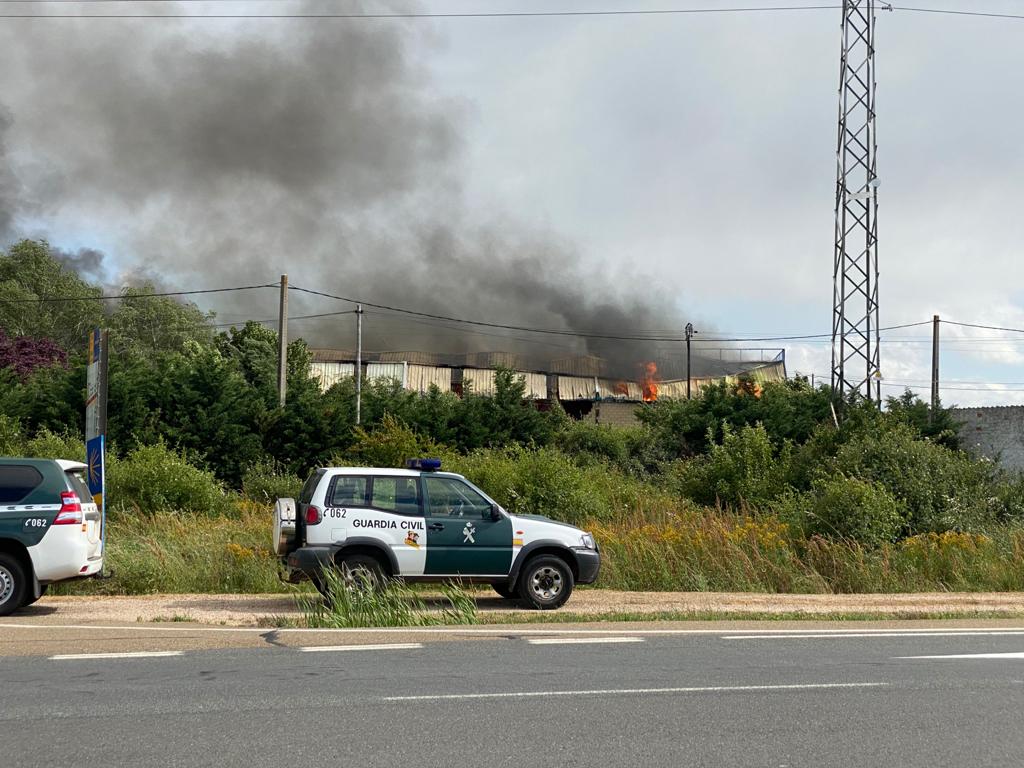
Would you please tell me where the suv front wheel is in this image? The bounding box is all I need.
[518,555,573,610]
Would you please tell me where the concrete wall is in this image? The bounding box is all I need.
[586,401,642,428]
[952,406,1024,472]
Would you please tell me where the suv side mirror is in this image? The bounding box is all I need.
[486,503,501,521]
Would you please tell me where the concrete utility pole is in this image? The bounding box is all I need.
[355,304,363,425]
[277,274,288,408]
[931,314,940,418]
[685,322,696,399]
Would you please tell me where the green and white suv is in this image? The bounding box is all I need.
[0,458,104,615]
[274,460,600,609]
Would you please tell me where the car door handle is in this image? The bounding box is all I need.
[428,522,445,531]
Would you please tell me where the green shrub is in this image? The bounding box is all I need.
[798,475,906,546]
[106,441,230,515]
[23,427,85,461]
[242,460,303,502]
[675,423,791,507]
[447,445,671,526]
[0,414,24,455]
[344,413,447,469]
[554,421,668,475]
[0,421,85,461]
[829,422,1000,534]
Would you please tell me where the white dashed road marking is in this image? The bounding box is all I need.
[526,637,645,645]
[898,652,1024,660]
[382,682,888,702]
[298,643,424,653]
[50,651,184,660]
[725,632,1024,640]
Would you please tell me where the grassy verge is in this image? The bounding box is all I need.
[54,503,1024,596]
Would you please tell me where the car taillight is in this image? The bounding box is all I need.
[54,491,84,525]
[305,505,321,525]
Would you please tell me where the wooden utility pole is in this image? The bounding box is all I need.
[355,304,363,425]
[277,274,288,408]
[930,314,940,418]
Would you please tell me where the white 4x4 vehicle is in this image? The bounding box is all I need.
[274,460,600,609]
[0,458,103,615]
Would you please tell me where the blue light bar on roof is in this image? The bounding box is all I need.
[405,458,442,471]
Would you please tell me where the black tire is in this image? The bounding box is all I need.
[20,583,47,608]
[0,553,28,617]
[492,582,518,601]
[336,554,385,590]
[517,555,574,610]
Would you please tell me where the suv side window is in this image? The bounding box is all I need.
[371,477,422,516]
[0,466,44,504]
[327,476,369,508]
[424,476,492,519]
[299,470,325,504]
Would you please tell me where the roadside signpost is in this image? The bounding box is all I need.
[86,328,109,570]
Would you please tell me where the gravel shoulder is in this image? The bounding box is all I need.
[12,589,1024,627]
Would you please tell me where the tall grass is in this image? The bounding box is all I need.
[591,510,1024,593]
[53,501,285,595]
[54,502,1024,596]
[298,568,477,628]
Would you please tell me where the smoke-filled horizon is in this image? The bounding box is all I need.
[0,4,721,377]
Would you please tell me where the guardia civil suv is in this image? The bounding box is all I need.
[274,460,600,609]
[0,458,104,615]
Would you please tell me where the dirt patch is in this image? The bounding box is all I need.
[12,590,1024,627]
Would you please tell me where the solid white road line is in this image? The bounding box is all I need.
[725,631,1024,640]
[382,682,888,702]
[898,652,1024,660]
[526,637,644,645]
[8,623,1024,636]
[299,643,424,653]
[50,651,184,660]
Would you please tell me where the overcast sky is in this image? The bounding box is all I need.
[0,0,1021,405]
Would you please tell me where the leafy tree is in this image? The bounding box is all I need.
[0,360,83,436]
[108,284,215,355]
[0,328,67,377]
[0,239,104,350]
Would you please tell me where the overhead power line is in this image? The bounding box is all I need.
[210,308,357,329]
[892,6,1024,21]
[0,4,846,18]
[0,283,278,304]
[288,283,930,342]
[941,319,1024,335]
[3,3,1023,21]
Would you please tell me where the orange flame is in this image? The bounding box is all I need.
[641,361,659,402]
[613,382,629,396]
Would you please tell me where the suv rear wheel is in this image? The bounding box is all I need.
[0,553,28,617]
[517,555,573,610]
[316,553,386,600]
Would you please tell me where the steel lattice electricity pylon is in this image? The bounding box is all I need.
[831,0,882,405]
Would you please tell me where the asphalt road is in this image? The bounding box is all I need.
[3,625,1024,767]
